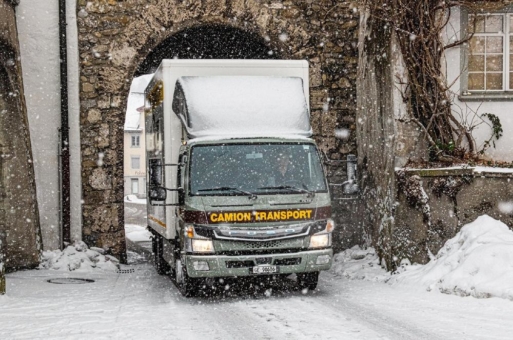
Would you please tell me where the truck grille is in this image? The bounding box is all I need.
[214,237,304,252]
[224,257,302,268]
[226,260,254,268]
[274,257,301,266]
[240,240,282,249]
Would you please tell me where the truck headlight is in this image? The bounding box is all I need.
[185,225,215,253]
[191,239,214,253]
[309,219,334,249]
[309,233,330,249]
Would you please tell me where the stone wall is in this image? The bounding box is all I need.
[76,0,360,257]
[355,8,397,269]
[0,0,42,270]
[394,168,513,265]
[356,6,430,269]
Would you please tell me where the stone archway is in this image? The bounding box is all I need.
[78,1,359,259]
[135,24,280,76]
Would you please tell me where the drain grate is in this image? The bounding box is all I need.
[117,268,135,274]
[47,278,95,284]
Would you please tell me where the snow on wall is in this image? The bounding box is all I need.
[177,76,312,138]
[16,0,81,249]
[444,7,513,161]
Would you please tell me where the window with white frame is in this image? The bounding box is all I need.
[467,14,513,91]
[131,134,140,147]
[131,156,140,169]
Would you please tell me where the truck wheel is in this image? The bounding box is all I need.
[152,234,169,275]
[297,272,319,291]
[175,258,197,297]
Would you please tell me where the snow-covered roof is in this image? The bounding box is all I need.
[125,74,153,131]
[174,76,311,139]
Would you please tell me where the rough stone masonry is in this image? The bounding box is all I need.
[77,0,359,258]
[0,0,42,270]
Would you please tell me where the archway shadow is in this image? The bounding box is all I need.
[135,24,279,76]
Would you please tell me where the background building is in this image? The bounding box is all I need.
[123,75,152,199]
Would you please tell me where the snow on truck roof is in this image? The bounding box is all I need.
[173,76,312,139]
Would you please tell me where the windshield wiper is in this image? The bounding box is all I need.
[197,187,257,200]
[257,185,315,198]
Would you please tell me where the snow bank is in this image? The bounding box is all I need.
[331,246,389,282]
[332,215,513,300]
[125,224,152,243]
[39,241,118,272]
[391,215,513,300]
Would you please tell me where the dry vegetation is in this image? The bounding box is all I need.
[366,0,507,163]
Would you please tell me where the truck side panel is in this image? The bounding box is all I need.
[145,70,168,238]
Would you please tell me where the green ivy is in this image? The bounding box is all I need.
[480,113,503,154]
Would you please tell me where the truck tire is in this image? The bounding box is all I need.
[297,271,319,291]
[175,258,197,297]
[152,234,169,275]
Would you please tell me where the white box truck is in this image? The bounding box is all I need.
[144,60,334,296]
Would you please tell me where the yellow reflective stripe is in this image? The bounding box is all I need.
[149,215,166,228]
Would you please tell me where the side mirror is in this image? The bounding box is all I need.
[344,154,358,194]
[177,186,185,206]
[149,186,167,201]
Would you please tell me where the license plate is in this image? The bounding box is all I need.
[251,265,278,274]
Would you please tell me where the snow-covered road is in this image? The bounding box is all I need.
[2,257,513,340]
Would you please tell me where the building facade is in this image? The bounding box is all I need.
[123,75,151,199]
[124,119,146,198]
[445,6,513,161]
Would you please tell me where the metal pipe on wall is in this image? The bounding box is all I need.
[58,0,71,248]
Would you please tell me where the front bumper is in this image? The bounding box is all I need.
[184,248,333,278]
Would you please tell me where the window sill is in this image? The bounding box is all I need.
[458,92,513,102]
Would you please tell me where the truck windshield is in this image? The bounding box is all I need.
[190,143,327,195]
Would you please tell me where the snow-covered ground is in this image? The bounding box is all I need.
[124,195,147,205]
[2,216,513,339]
[125,224,152,244]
